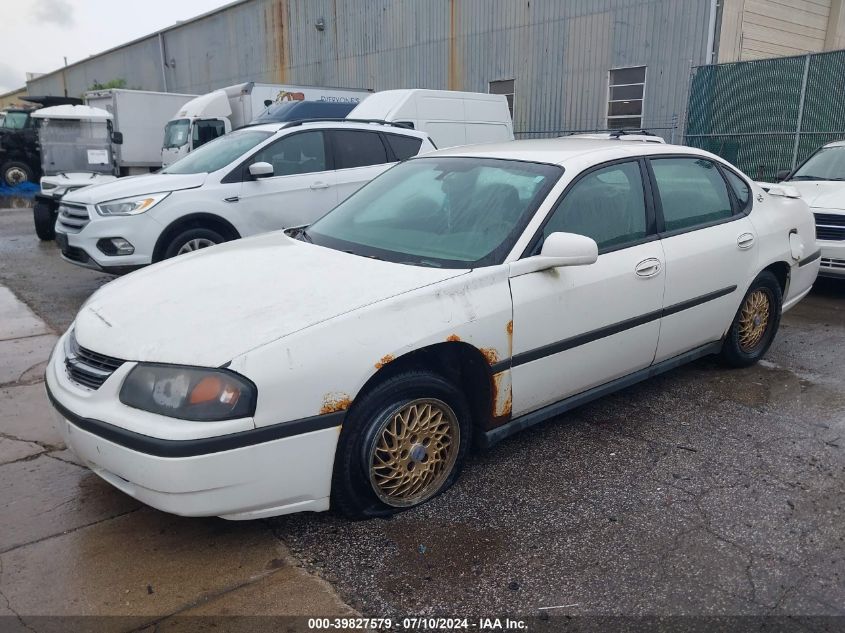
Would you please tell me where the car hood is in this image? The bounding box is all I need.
[62,172,207,204]
[73,232,468,367]
[781,181,845,210]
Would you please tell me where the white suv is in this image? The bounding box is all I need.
[54,120,435,273]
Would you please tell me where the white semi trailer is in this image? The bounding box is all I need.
[161,82,371,166]
[84,89,197,175]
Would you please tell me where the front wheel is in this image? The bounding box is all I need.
[162,227,225,260]
[331,370,472,519]
[720,271,783,367]
[33,200,56,241]
[1,161,34,187]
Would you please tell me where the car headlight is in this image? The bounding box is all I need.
[120,364,257,421]
[96,192,170,216]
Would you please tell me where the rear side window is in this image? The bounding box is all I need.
[251,131,327,176]
[332,130,389,169]
[384,133,423,161]
[723,168,750,209]
[538,161,648,251]
[651,158,733,232]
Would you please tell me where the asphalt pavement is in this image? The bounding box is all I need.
[0,203,843,625]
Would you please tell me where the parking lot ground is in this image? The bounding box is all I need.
[0,232,356,630]
[0,204,843,625]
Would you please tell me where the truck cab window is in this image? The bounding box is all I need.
[193,120,226,149]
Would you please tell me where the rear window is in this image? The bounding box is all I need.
[332,130,389,169]
[385,133,423,160]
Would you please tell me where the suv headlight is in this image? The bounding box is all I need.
[96,192,170,216]
[120,364,257,421]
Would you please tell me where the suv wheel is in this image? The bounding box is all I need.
[33,200,56,241]
[163,227,226,259]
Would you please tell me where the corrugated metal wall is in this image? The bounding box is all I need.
[27,0,714,139]
[685,49,845,180]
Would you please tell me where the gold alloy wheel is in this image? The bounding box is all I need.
[738,289,771,352]
[368,398,460,507]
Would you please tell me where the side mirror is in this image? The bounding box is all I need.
[249,161,274,179]
[263,100,273,107]
[775,169,791,182]
[111,131,123,145]
[509,232,599,277]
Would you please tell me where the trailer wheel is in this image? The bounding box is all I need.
[33,200,56,241]
[1,161,34,187]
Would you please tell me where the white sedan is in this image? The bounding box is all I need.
[46,139,820,520]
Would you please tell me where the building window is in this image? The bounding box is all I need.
[489,79,515,119]
[607,66,646,129]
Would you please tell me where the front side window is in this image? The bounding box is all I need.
[162,130,272,175]
[790,146,845,181]
[251,131,326,176]
[331,130,388,169]
[307,157,562,268]
[489,79,515,118]
[192,119,226,149]
[651,158,733,232]
[608,66,646,130]
[538,161,648,251]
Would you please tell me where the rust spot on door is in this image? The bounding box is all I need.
[506,320,513,335]
[375,354,395,370]
[491,370,512,421]
[446,334,461,342]
[320,392,352,415]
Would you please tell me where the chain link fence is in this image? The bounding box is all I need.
[684,49,845,181]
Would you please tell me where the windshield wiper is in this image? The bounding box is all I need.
[789,175,845,181]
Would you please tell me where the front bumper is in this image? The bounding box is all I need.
[818,240,845,278]
[45,333,342,520]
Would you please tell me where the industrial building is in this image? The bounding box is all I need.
[22,0,845,140]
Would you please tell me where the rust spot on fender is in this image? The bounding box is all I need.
[506,320,513,335]
[320,392,352,415]
[375,354,395,370]
[446,334,461,342]
[479,347,499,365]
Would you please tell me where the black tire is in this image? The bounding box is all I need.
[162,227,226,259]
[1,161,34,187]
[331,370,472,519]
[33,200,56,241]
[720,271,783,368]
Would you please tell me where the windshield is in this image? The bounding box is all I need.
[307,157,562,268]
[162,130,272,175]
[1,111,29,129]
[163,118,191,149]
[251,101,356,124]
[791,146,845,181]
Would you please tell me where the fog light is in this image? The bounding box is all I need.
[96,237,135,256]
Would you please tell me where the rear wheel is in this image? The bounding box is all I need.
[162,227,225,259]
[1,161,33,187]
[720,271,782,367]
[33,200,56,241]
[331,370,472,519]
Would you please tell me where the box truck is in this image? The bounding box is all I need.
[84,89,197,175]
[161,82,372,166]
[347,89,514,148]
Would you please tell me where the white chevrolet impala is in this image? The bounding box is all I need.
[46,139,820,520]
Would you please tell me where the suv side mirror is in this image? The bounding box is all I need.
[776,169,791,182]
[249,162,274,179]
[509,232,599,277]
[111,131,123,145]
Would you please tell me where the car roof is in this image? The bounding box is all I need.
[823,139,845,148]
[240,119,429,139]
[424,138,714,166]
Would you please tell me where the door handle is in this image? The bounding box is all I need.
[737,232,755,249]
[223,196,239,203]
[635,258,662,278]
[310,181,330,190]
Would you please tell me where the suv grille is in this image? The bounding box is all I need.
[57,203,90,233]
[65,332,124,390]
[814,213,845,241]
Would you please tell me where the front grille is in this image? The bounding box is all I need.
[65,332,124,390]
[57,203,90,233]
[821,257,845,270]
[814,213,845,241]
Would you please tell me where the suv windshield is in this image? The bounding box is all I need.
[791,146,845,181]
[163,119,191,148]
[162,130,272,175]
[307,157,562,268]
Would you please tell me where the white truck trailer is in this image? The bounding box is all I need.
[84,89,197,175]
[161,82,371,166]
